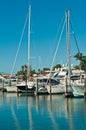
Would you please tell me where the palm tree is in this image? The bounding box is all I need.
[74,52,82,61]
[53,64,62,70]
[74,52,86,71]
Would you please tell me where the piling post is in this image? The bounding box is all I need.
[36,78,38,95]
[9,79,11,86]
[84,77,86,99]
[2,79,4,92]
[65,76,67,94]
[49,78,51,95]
[17,87,19,94]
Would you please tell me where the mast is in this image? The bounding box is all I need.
[66,10,71,84]
[27,4,31,79]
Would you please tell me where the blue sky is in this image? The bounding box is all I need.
[0,0,86,74]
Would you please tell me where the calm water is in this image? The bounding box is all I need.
[0,93,86,130]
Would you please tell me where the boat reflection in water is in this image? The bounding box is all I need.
[0,93,86,130]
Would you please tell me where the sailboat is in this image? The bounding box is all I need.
[16,4,36,94]
[65,10,84,97]
[46,10,85,97]
[63,10,84,97]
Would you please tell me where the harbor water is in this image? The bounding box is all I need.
[0,93,86,130]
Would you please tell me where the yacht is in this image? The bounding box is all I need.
[46,78,72,94]
[34,76,51,95]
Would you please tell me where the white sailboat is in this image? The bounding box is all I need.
[63,10,84,97]
[47,10,85,96]
[66,10,84,98]
[16,4,36,94]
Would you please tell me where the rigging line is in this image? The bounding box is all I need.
[50,17,66,75]
[10,13,28,76]
[51,15,65,58]
[53,15,65,44]
[70,21,80,54]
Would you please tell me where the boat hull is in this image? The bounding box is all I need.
[4,86,17,93]
[17,84,36,93]
[72,85,84,98]
[47,84,72,94]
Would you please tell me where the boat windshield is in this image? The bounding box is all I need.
[47,79,60,85]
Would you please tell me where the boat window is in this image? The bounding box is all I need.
[37,78,48,83]
[70,75,80,80]
[47,79,60,85]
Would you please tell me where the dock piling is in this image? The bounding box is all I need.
[36,78,38,95]
[49,78,51,95]
[84,77,86,99]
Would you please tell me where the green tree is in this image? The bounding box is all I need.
[30,69,36,76]
[74,52,82,61]
[16,65,36,77]
[74,52,86,71]
[53,64,62,70]
[80,56,86,71]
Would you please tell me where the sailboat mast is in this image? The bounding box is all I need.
[66,10,71,84]
[27,5,31,79]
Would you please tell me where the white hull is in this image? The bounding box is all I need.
[73,92,84,97]
[5,86,17,93]
[35,87,48,95]
[47,84,72,94]
[72,85,84,97]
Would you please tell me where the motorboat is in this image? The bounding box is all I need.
[46,78,72,94]
[16,81,36,94]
